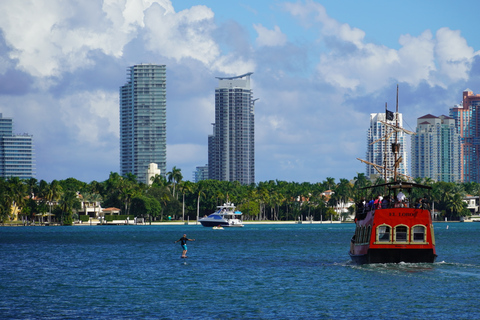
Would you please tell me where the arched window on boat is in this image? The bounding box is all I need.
[412,225,427,243]
[394,225,408,243]
[376,224,391,243]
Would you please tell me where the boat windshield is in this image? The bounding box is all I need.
[207,214,223,219]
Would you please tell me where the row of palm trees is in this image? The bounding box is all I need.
[0,169,475,224]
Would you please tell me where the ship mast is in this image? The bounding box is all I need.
[384,102,388,184]
[360,85,414,182]
[393,84,400,182]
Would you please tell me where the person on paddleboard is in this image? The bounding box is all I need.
[175,234,195,258]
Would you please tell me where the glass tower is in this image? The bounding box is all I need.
[120,64,166,184]
[411,114,461,182]
[366,112,408,181]
[208,73,255,185]
[449,89,480,183]
[0,114,35,179]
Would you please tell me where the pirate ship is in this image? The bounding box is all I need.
[349,86,437,264]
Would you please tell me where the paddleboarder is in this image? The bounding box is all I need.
[175,234,195,258]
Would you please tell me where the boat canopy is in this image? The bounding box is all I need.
[361,180,432,191]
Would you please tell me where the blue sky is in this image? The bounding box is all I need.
[0,0,479,184]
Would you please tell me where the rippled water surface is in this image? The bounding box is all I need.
[1,222,479,319]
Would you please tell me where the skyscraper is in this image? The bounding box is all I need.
[194,165,208,183]
[411,114,461,182]
[208,72,255,185]
[366,112,408,181]
[0,114,35,179]
[449,89,480,182]
[120,64,166,184]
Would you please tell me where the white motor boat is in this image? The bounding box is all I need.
[199,203,244,227]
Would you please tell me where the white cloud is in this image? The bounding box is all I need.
[143,4,219,66]
[435,27,476,83]
[0,0,175,78]
[254,24,287,47]
[58,90,119,146]
[210,53,256,75]
[284,1,479,93]
[284,0,365,46]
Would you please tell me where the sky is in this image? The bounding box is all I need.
[1,0,480,184]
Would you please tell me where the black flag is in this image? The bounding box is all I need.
[386,109,394,121]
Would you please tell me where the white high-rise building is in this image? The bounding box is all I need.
[366,112,408,181]
[208,73,255,185]
[120,64,167,184]
[411,114,461,182]
[0,114,35,179]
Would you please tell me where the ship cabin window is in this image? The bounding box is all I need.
[354,225,371,245]
[377,225,391,242]
[412,225,426,242]
[365,225,371,244]
[359,226,365,244]
[394,225,408,242]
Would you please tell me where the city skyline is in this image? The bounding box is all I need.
[1,1,480,183]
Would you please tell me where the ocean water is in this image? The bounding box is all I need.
[1,222,479,319]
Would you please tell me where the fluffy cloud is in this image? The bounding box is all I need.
[0,1,122,78]
[254,24,287,47]
[0,0,218,79]
[143,4,220,65]
[58,90,119,145]
[285,1,478,93]
[435,27,476,84]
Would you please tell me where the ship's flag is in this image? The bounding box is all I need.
[386,109,394,121]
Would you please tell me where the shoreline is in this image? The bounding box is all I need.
[3,220,465,227]
[2,220,346,227]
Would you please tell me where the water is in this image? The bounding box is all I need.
[1,223,479,319]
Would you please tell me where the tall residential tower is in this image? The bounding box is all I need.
[411,114,461,182]
[449,89,480,182]
[120,64,167,184]
[366,112,408,181]
[208,73,255,185]
[0,114,35,179]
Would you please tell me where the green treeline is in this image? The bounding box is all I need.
[0,170,476,225]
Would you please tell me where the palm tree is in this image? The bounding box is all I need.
[90,193,103,220]
[5,177,27,221]
[353,173,370,202]
[257,186,270,221]
[59,190,81,225]
[195,181,206,223]
[178,181,193,221]
[26,178,38,199]
[119,179,142,216]
[167,166,183,199]
[445,193,466,221]
[322,177,336,191]
[336,178,353,221]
